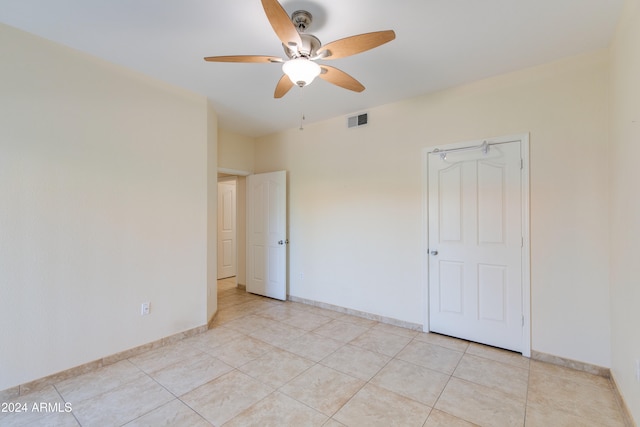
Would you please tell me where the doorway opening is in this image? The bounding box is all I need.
[217,168,251,289]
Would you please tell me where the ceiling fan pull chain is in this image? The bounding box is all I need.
[299,86,306,130]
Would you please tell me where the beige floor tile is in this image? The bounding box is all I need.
[217,277,238,290]
[217,282,242,292]
[313,319,370,342]
[208,315,232,327]
[320,344,391,381]
[525,403,624,427]
[218,293,254,309]
[424,409,479,427]
[278,332,344,362]
[466,343,530,370]
[215,296,242,306]
[397,340,464,374]
[181,370,273,426]
[338,313,378,329]
[211,305,253,325]
[333,383,431,427]
[371,322,419,339]
[207,335,275,367]
[235,298,282,314]
[2,412,79,427]
[148,352,233,396]
[184,324,244,352]
[222,314,271,334]
[0,386,79,427]
[291,303,344,319]
[73,376,174,427]
[281,310,334,331]
[453,354,529,401]
[238,348,314,388]
[217,287,239,296]
[280,364,365,416]
[336,314,379,328]
[128,341,204,374]
[11,280,630,427]
[527,369,625,426]
[435,377,525,427]
[123,399,210,427]
[248,320,307,347]
[414,332,470,352]
[530,360,612,390]
[224,392,329,427]
[257,305,306,322]
[370,359,449,407]
[349,328,412,357]
[55,359,145,403]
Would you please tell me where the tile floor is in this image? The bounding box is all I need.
[0,277,630,426]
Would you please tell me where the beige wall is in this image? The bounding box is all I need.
[609,0,640,421]
[218,128,256,174]
[207,103,219,321]
[256,50,612,368]
[0,24,215,390]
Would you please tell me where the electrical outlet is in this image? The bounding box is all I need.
[141,302,150,316]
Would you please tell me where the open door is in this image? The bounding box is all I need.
[246,171,287,300]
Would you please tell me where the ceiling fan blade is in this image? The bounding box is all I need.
[261,0,303,48]
[319,66,365,92]
[317,30,396,60]
[274,75,295,98]
[204,55,282,63]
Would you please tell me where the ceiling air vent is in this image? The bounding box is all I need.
[347,112,368,129]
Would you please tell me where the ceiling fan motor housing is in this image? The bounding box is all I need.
[283,33,321,59]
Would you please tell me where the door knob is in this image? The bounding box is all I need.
[430,250,438,256]
[278,240,284,245]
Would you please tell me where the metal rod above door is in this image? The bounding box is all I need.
[431,141,490,160]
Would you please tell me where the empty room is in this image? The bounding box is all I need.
[1,0,638,425]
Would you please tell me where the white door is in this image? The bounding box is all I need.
[428,140,524,352]
[246,171,287,300]
[217,179,236,279]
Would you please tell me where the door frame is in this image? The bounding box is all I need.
[216,167,251,289]
[217,176,237,280]
[421,133,531,357]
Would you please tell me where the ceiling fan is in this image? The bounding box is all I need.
[204,0,396,98]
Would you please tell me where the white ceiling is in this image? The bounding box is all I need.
[0,0,625,137]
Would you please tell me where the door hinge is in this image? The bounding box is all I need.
[521,236,524,247]
[522,315,525,327]
[520,158,524,170]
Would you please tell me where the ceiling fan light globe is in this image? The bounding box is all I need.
[282,58,321,87]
